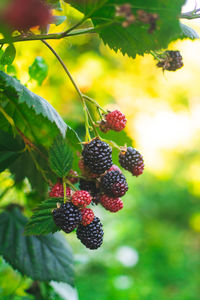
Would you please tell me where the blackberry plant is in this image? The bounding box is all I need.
[0,0,198,294]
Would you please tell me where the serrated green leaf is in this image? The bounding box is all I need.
[49,136,73,177]
[25,197,62,235]
[0,72,80,149]
[0,207,74,285]
[0,44,16,65]
[66,0,185,58]
[29,57,48,86]
[53,16,67,26]
[179,23,199,40]
[0,129,24,172]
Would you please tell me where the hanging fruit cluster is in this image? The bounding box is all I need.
[51,110,144,250]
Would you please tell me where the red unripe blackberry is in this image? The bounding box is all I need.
[119,147,144,176]
[52,202,82,233]
[100,110,127,132]
[82,138,113,175]
[108,164,122,173]
[81,208,95,226]
[67,169,79,184]
[49,183,71,198]
[157,50,183,72]
[76,217,103,250]
[101,170,128,197]
[3,0,52,31]
[100,194,123,212]
[71,190,92,208]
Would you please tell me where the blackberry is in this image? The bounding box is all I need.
[82,138,113,174]
[71,190,92,208]
[100,110,127,132]
[52,202,82,233]
[108,164,122,173]
[81,208,95,226]
[119,147,144,176]
[49,183,71,198]
[101,170,128,197]
[100,194,123,212]
[76,217,104,250]
[157,50,183,72]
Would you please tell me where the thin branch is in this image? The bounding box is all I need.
[180,8,200,19]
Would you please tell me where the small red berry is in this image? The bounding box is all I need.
[100,194,123,212]
[100,110,127,132]
[49,183,71,198]
[67,169,79,184]
[3,0,52,31]
[81,208,95,226]
[71,190,92,208]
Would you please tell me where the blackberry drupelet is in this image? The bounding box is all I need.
[82,138,113,174]
[52,202,82,233]
[157,50,183,71]
[101,170,128,197]
[76,217,104,249]
[119,147,144,176]
[79,178,101,205]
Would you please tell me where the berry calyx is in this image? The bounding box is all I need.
[71,190,92,208]
[119,147,144,176]
[157,50,183,72]
[101,170,128,197]
[81,208,95,226]
[52,202,82,233]
[100,194,123,212]
[76,217,104,250]
[100,110,127,132]
[49,183,71,198]
[82,138,113,174]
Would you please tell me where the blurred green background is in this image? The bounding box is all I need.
[0,2,200,299]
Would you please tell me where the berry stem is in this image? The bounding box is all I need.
[101,138,121,151]
[85,104,100,137]
[63,177,67,203]
[65,179,78,191]
[41,40,92,141]
[82,95,107,113]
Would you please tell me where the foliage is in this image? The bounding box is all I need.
[0,0,200,299]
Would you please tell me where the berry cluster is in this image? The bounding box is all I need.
[157,50,183,72]
[51,112,144,250]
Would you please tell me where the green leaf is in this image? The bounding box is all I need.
[179,23,199,40]
[0,129,24,172]
[49,136,73,177]
[0,72,80,148]
[53,16,67,26]
[29,57,48,86]
[0,45,16,65]
[25,197,62,235]
[66,0,185,58]
[0,207,74,285]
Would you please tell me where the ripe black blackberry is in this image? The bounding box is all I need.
[82,138,113,174]
[157,50,183,71]
[101,170,128,197]
[76,217,104,249]
[52,202,82,233]
[119,147,144,176]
